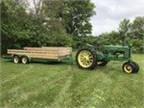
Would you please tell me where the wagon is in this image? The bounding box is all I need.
[7,47,72,64]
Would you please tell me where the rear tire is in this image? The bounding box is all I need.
[13,55,20,64]
[76,48,97,70]
[21,56,29,64]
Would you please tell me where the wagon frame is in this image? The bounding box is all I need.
[7,47,73,64]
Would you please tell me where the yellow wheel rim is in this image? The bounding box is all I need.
[78,50,93,68]
[124,64,133,73]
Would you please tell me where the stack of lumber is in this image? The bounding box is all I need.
[7,47,72,60]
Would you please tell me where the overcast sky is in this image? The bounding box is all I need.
[90,0,144,36]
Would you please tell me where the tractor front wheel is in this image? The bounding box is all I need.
[130,61,139,73]
[122,61,139,74]
[76,48,97,69]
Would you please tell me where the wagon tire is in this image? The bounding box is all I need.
[21,56,29,64]
[13,55,20,64]
[76,48,97,70]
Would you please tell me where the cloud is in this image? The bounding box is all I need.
[90,0,144,35]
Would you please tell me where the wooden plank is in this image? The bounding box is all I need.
[8,52,58,57]
[8,50,71,55]
[28,55,58,59]
[24,47,59,51]
[8,51,60,55]
[7,50,27,54]
[8,49,59,54]
[24,47,71,51]
[7,52,58,59]
[24,47,72,55]
[58,47,72,56]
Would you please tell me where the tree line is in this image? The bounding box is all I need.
[1,0,144,54]
[83,18,144,53]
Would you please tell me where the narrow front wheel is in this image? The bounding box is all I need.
[122,61,139,74]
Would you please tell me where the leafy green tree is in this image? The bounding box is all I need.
[62,0,95,37]
[36,0,95,48]
[118,19,131,45]
[41,0,95,37]
[1,0,72,54]
[1,0,29,53]
[130,17,144,39]
[129,17,144,52]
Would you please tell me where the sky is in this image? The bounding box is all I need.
[90,0,144,36]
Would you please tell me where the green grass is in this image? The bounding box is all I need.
[0,54,144,108]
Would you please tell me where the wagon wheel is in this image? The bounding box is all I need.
[97,61,108,66]
[76,48,97,69]
[21,56,29,64]
[13,55,20,64]
[122,61,139,74]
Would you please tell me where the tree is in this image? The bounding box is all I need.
[33,0,95,48]
[130,17,144,39]
[1,0,72,54]
[41,0,95,36]
[62,0,95,37]
[1,0,29,53]
[118,19,131,45]
[130,17,144,52]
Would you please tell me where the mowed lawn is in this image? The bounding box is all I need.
[0,54,144,108]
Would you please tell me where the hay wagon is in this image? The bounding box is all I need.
[7,47,72,64]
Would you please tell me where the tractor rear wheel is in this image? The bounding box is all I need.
[76,48,97,69]
[97,61,108,66]
[122,61,139,74]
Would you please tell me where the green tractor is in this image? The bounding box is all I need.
[76,44,139,74]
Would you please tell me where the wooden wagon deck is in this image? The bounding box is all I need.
[7,47,72,61]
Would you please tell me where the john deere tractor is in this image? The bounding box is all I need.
[76,44,139,74]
